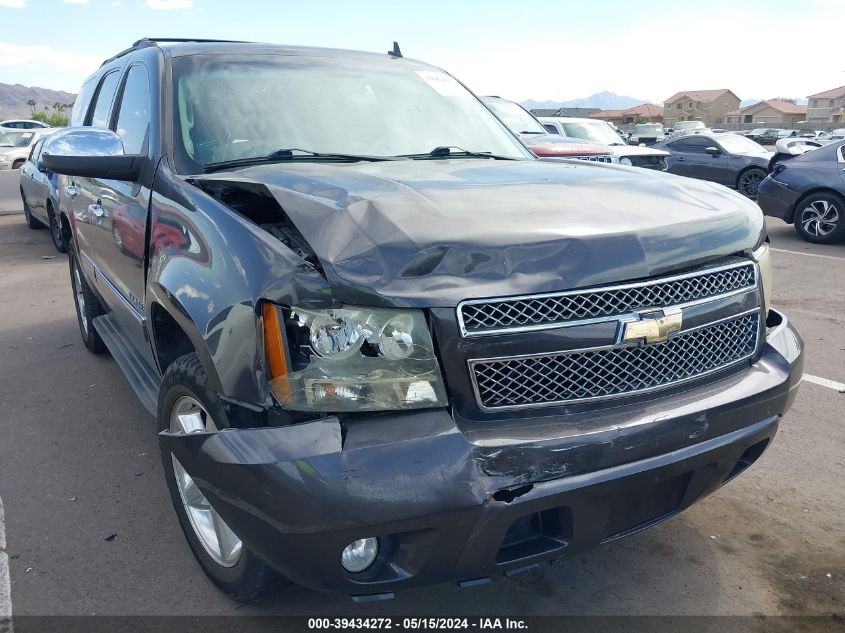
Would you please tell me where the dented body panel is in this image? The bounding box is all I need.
[161,312,802,594]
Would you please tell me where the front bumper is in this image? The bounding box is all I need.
[161,309,803,597]
[757,176,801,222]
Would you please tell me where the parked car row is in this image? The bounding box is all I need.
[0,127,57,170]
[538,117,669,170]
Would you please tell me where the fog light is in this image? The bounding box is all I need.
[341,538,378,572]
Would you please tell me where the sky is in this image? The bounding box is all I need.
[1,0,843,104]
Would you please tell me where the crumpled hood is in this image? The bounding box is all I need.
[194,159,764,307]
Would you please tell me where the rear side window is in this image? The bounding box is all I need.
[668,137,711,153]
[70,78,97,127]
[114,65,151,155]
[89,71,121,129]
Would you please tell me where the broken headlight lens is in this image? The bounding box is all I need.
[267,306,447,412]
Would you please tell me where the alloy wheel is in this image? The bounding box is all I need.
[799,199,840,237]
[50,211,63,249]
[169,395,242,567]
[738,170,764,198]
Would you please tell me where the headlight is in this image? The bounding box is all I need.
[619,157,633,166]
[752,243,772,315]
[262,304,447,412]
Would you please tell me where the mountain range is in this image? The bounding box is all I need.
[0,83,77,121]
[522,92,810,112]
[521,91,650,111]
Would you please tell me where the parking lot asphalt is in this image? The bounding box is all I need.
[0,173,842,620]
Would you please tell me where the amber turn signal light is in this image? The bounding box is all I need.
[262,302,289,379]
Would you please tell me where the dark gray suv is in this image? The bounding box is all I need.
[42,38,803,602]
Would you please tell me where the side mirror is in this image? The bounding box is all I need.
[40,128,144,181]
[705,146,721,156]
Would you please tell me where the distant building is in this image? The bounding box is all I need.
[530,107,601,118]
[663,89,741,128]
[806,86,845,124]
[725,100,807,127]
[591,103,663,126]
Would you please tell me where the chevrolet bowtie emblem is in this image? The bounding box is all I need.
[621,310,683,345]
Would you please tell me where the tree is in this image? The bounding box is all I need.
[26,99,36,115]
[31,110,68,127]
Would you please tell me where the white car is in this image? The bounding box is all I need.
[0,128,55,170]
[539,117,670,170]
[0,119,51,130]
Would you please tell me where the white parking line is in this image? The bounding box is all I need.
[0,496,11,632]
[770,248,845,262]
[802,374,845,392]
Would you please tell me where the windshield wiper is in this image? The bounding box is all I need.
[401,146,517,160]
[203,148,402,173]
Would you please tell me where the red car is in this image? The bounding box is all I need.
[482,96,612,162]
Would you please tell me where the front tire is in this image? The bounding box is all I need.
[158,353,280,602]
[737,167,766,199]
[793,192,845,244]
[48,205,67,253]
[68,244,106,354]
[22,191,41,229]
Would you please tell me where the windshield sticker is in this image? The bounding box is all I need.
[415,71,466,97]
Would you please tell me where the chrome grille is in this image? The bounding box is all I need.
[574,155,612,163]
[458,261,756,336]
[470,311,760,410]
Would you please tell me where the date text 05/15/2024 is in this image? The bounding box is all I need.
[307,617,529,630]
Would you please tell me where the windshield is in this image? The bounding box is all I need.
[560,121,624,145]
[634,124,664,135]
[0,131,34,147]
[675,121,705,130]
[482,99,547,135]
[171,55,530,173]
[717,134,768,155]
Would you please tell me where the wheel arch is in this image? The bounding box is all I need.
[148,296,223,395]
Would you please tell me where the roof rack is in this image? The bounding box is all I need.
[101,37,248,66]
[131,37,248,46]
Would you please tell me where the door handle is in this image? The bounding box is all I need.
[65,185,79,198]
[89,204,106,218]
[677,156,685,161]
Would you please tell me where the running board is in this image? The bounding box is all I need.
[93,314,160,417]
